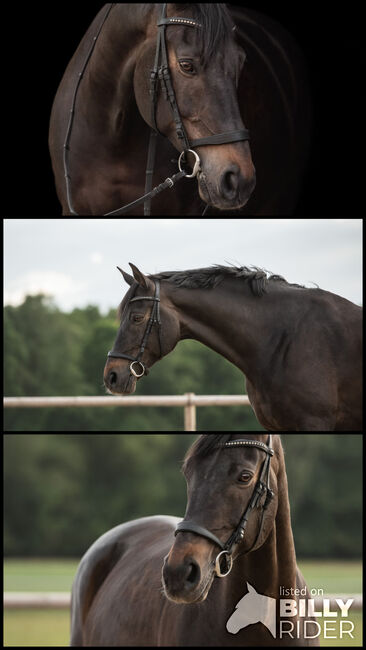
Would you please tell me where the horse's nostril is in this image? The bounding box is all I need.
[109,371,117,385]
[186,562,199,584]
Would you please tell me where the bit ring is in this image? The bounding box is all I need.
[215,551,233,578]
[178,150,201,178]
[130,361,145,378]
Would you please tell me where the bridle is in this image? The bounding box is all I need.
[63,3,250,216]
[176,436,274,578]
[107,279,162,377]
[107,279,162,378]
[175,435,274,578]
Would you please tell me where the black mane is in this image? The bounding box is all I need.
[182,434,232,473]
[152,264,306,297]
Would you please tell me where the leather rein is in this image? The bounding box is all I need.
[62,3,250,216]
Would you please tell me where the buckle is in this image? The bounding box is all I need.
[149,71,158,95]
[264,488,275,509]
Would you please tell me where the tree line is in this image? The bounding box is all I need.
[4,434,361,558]
[4,294,262,431]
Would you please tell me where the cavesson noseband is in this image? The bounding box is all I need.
[63,3,250,216]
[175,435,274,578]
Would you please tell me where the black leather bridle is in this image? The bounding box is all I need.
[107,279,162,378]
[63,3,250,216]
[175,435,274,578]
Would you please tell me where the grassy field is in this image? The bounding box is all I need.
[4,559,362,646]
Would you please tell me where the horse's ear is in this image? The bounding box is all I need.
[129,263,149,290]
[117,266,134,286]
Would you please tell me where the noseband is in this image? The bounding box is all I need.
[63,3,250,216]
[107,279,162,378]
[175,435,274,578]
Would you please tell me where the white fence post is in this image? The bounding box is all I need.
[184,393,196,431]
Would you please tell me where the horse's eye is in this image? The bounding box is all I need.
[132,314,144,323]
[179,60,195,74]
[238,472,251,483]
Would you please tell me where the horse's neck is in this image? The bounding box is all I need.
[78,6,149,144]
[172,283,272,379]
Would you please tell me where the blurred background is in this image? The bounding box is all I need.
[3,434,362,646]
[4,218,362,431]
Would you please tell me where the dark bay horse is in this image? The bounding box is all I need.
[104,264,362,431]
[70,434,319,646]
[49,4,310,215]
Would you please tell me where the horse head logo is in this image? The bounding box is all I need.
[226,582,276,638]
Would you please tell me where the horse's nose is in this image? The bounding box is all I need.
[162,556,201,596]
[220,162,256,203]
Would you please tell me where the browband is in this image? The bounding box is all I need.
[157,17,201,28]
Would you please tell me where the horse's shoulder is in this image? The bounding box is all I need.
[70,516,180,644]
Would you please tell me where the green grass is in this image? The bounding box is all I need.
[4,609,70,647]
[4,558,363,646]
[4,559,78,592]
[299,560,362,594]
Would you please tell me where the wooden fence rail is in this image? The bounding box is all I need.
[3,394,251,431]
[4,592,362,610]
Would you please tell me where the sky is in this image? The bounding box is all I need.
[4,218,362,312]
